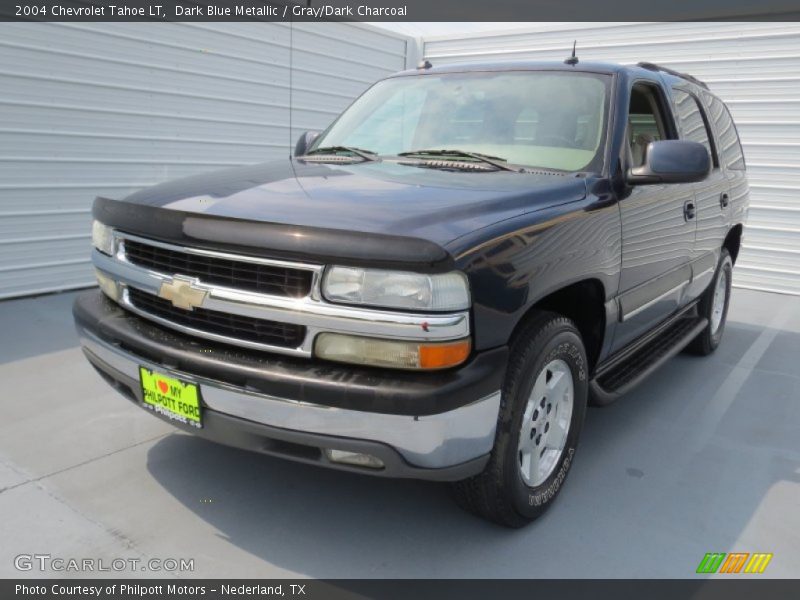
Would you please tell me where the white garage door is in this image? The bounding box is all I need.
[424,22,800,295]
[0,22,410,299]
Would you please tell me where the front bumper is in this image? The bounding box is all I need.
[74,291,507,480]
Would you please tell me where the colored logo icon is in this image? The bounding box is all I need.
[696,552,773,574]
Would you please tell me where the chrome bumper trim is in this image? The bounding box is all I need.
[80,331,501,469]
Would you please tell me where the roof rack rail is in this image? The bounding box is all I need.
[637,62,709,90]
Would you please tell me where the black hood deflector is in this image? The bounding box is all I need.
[95,158,586,272]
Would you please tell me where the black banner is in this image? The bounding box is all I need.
[2,0,800,22]
[4,580,800,600]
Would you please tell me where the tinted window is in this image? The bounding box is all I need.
[340,87,426,152]
[628,83,674,167]
[314,71,611,172]
[702,93,745,170]
[672,89,717,167]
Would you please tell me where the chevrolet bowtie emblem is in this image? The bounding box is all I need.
[158,276,207,311]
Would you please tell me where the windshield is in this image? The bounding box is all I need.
[311,70,611,172]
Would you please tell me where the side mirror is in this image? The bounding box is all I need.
[294,131,320,157]
[627,140,710,185]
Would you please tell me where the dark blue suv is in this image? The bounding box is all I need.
[75,60,748,526]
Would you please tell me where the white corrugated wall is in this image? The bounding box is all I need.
[424,22,800,295]
[0,22,411,299]
[3,22,798,298]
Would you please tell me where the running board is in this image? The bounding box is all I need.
[590,315,708,406]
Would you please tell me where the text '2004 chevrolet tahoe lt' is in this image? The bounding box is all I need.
[74,59,748,527]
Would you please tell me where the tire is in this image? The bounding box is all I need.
[451,311,588,528]
[686,248,733,356]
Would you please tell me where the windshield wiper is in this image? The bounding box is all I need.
[397,149,522,172]
[304,146,378,161]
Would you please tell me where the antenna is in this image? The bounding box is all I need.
[288,4,294,158]
[564,41,579,66]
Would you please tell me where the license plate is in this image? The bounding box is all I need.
[139,367,202,429]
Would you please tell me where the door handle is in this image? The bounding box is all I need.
[684,200,696,221]
[720,193,730,209]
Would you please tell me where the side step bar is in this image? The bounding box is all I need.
[590,308,708,406]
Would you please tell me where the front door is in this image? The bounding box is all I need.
[613,80,697,352]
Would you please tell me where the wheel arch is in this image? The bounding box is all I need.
[511,278,607,373]
[724,223,743,264]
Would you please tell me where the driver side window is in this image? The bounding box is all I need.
[628,83,672,167]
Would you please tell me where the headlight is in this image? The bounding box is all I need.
[92,220,115,255]
[323,266,469,311]
[315,333,471,370]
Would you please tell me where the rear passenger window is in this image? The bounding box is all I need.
[703,93,746,170]
[672,89,718,168]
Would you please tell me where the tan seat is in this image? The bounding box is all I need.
[630,132,655,167]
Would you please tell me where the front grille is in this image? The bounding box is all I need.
[124,239,313,298]
[127,287,306,349]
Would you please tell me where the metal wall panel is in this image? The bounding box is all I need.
[0,22,410,298]
[424,23,800,295]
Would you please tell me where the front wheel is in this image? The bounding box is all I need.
[451,311,588,528]
[686,248,733,356]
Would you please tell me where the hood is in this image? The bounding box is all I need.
[122,159,586,244]
[97,159,586,271]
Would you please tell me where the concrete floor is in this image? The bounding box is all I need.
[0,287,798,579]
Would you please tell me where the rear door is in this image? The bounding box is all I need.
[671,87,729,301]
[613,79,697,352]
[702,92,749,255]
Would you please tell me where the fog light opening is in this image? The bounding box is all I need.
[324,449,384,470]
[95,269,120,302]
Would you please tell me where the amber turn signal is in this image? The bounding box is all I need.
[419,339,472,369]
[315,333,471,370]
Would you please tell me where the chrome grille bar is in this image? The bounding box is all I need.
[93,233,470,357]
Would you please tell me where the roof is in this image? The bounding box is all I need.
[389,60,709,90]
[391,60,633,77]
